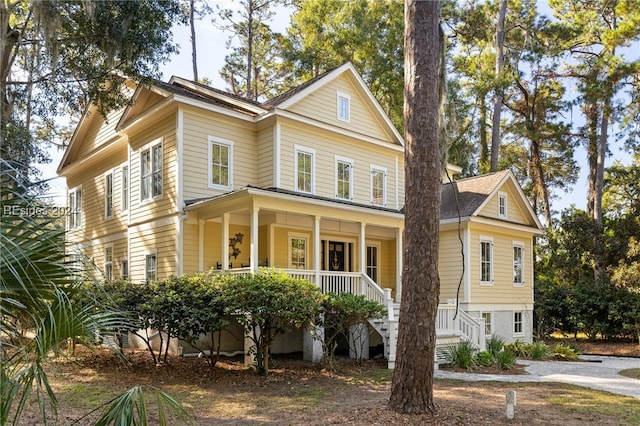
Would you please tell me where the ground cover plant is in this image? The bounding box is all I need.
[17,344,640,426]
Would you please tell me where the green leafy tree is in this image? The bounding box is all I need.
[0,0,181,179]
[224,268,324,374]
[319,292,385,370]
[215,0,289,100]
[0,159,125,425]
[284,0,404,129]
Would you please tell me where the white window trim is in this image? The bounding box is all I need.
[104,171,114,219]
[335,155,354,200]
[513,241,525,287]
[145,251,158,282]
[337,91,351,122]
[139,138,163,203]
[498,191,508,218]
[480,236,494,285]
[68,185,82,230]
[121,165,129,213]
[120,256,129,280]
[294,145,315,194]
[370,165,387,207]
[513,311,524,337]
[481,311,493,336]
[288,232,309,269]
[366,242,381,283]
[208,135,234,190]
[104,245,114,281]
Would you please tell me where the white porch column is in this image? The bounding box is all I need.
[250,207,259,273]
[198,219,204,271]
[359,222,366,274]
[314,215,321,285]
[396,227,403,302]
[221,212,230,271]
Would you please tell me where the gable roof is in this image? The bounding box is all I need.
[263,62,404,146]
[440,170,543,230]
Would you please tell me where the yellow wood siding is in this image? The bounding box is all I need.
[286,75,391,141]
[468,223,533,306]
[278,121,402,207]
[478,181,527,223]
[129,221,178,282]
[181,108,258,201]
[128,112,178,225]
[379,239,397,294]
[256,123,275,188]
[75,108,125,159]
[182,221,199,275]
[438,229,465,302]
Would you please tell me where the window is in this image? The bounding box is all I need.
[120,258,129,280]
[121,166,129,212]
[514,311,523,335]
[290,237,307,269]
[104,246,113,281]
[498,192,508,218]
[141,141,162,201]
[336,157,353,200]
[68,187,82,229]
[480,237,493,283]
[481,312,493,336]
[295,146,314,193]
[366,245,379,283]
[370,167,386,206]
[105,172,113,218]
[513,242,524,285]
[145,253,157,282]
[337,92,350,121]
[208,136,232,189]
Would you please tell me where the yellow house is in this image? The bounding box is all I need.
[58,63,542,367]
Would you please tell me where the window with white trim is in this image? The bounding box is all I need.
[336,156,353,200]
[289,236,307,269]
[295,146,314,193]
[121,166,129,212]
[481,312,493,336]
[366,244,379,283]
[480,237,493,283]
[145,253,157,282]
[141,141,162,201]
[208,136,233,189]
[68,187,82,229]
[105,172,113,218]
[120,257,129,280]
[513,242,524,286]
[514,311,523,335]
[337,92,350,122]
[498,192,508,218]
[370,166,386,206]
[104,246,113,281]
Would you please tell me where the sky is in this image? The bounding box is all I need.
[42,1,635,216]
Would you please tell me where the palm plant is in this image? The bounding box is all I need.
[0,160,190,425]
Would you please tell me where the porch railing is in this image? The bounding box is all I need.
[436,304,486,351]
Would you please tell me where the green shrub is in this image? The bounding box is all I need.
[444,340,477,369]
[495,347,517,370]
[529,341,551,360]
[474,350,495,367]
[552,343,580,360]
[505,339,532,358]
[485,335,505,357]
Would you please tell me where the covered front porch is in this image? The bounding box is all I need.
[181,187,485,367]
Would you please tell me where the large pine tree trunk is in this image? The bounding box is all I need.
[490,0,507,172]
[388,0,441,413]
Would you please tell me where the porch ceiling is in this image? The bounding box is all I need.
[185,187,404,235]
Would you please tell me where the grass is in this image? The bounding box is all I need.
[619,368,640,380]
[547,387,640,425]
